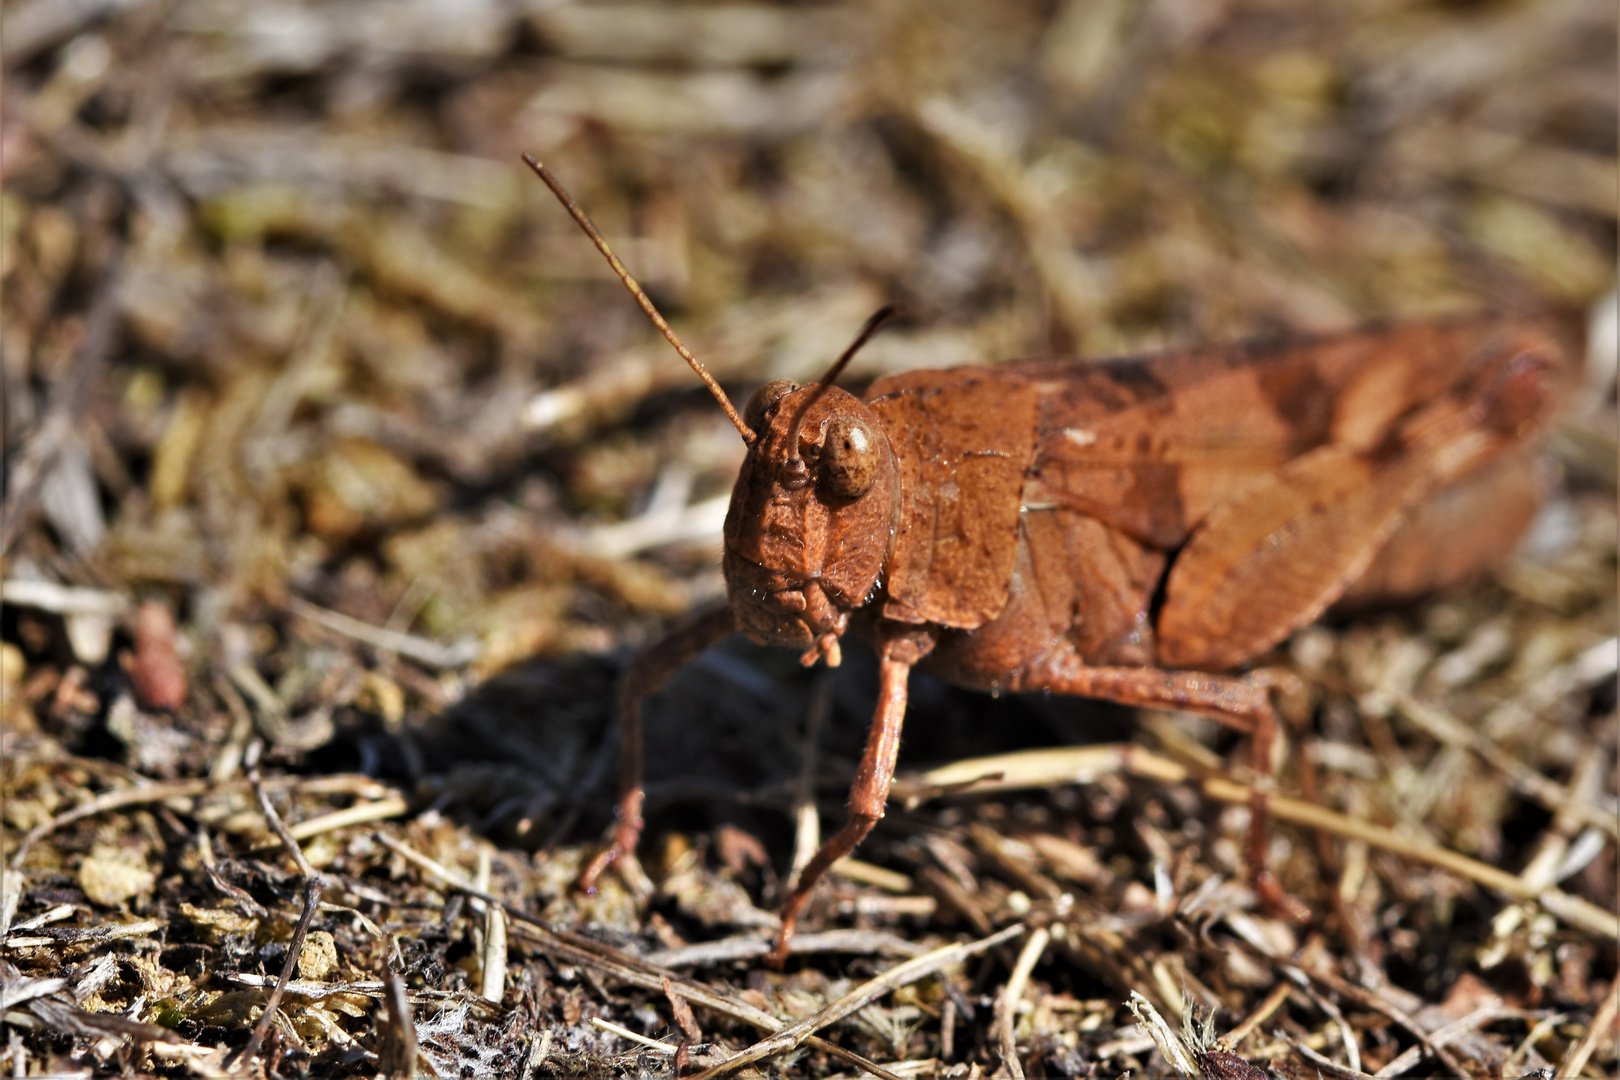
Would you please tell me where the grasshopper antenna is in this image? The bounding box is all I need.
[815,304,900,393]
[784,304,900,465]
[522,154,756,444]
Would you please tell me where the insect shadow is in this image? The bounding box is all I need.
[370,638,1135,863]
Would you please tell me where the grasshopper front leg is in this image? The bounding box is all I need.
[579,602,738,895]
[769,626,934,966]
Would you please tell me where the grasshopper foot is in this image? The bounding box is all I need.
[578,813,643,895]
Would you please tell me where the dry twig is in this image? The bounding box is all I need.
[686,924,1023,1080]
[231,747,325,1071]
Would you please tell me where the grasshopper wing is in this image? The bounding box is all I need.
[1156,321,1568,671]
[1154,442,1428,670]
[1017,317,1566,552]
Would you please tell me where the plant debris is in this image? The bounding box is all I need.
[1,0,1615,1076]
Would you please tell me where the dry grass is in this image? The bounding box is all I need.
[1,0,1615,1076]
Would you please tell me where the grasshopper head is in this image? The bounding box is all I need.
[723,382,897,665]
[521,159,901,665]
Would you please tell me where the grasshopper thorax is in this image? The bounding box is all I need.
[723,383,897,665]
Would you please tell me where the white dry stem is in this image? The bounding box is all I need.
[996,925,1051,1079]
[1126,990,1201,1078]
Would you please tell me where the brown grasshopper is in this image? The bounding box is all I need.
[522,156,1570,963]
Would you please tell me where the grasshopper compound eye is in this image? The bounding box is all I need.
[819,416,879,500]
[745,379,799,434]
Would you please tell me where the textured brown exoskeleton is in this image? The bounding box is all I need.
[522,157,1571,964]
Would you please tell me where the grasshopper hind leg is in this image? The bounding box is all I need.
[1335,450,1546,609]
[1016,658,1308,919]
